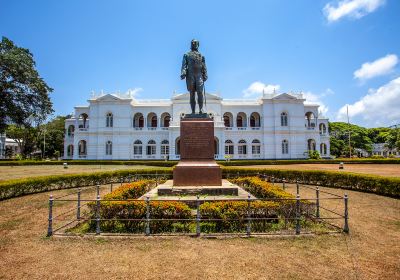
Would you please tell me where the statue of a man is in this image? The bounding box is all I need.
[180,39,208,114]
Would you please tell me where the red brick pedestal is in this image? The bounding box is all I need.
[173,117,222,186]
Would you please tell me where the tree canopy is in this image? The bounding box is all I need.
[0,36,53,132]
[329,122,399,157]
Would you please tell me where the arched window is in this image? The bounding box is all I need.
[238,140,247,154]
[133,140,142,155]
[147,140,156,155]
[214,137,219,155]
[223,112,233,127]
[175,137,180,155]
[320,143,327,155]
[236,112,247,127]
[78,140,87,155]
[250,112,260,127]
[282,140,289,154]
[319,123,327,135]
[161,113,171,128]
[105,141,112,155]
[133,113,144,128]
[106,113,113,127]
[161,140,169,155]
[225,140,234,155]
[252,139,261,155]
[308,139,316,151]
[67,145,74,157]
[281,112,288,126]
[147,113,158,128]
[305,112,315,128]
[67,125,75,136]
[78,113,88,129]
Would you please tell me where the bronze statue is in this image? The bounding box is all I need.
[181,39,208,114]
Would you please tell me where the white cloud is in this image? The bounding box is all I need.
[354,54,398,81]
[323,0,385,22]
[337,77,400,126]
[303,91,329,116]
[243,81,280,98]
[127,87,143,97]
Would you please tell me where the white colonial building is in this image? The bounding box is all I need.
[64,91,330,160]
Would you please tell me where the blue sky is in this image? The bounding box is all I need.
[1,0,399,127]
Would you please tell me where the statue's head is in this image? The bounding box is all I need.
[191,39,199,51]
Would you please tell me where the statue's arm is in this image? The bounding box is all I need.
[202,56,208,81]
[181,54,187,79]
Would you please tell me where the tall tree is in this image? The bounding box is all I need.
[0,37,53,132]
[37,115,70,158]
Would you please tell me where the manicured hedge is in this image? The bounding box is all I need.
[0,168,173,200]
[0,160,178,167]
[1,158,399,167]
[87,180,192,233]
[218,158,400,166]
[222,167,400,198]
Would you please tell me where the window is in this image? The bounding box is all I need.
[78,140,87,155]
[147,113,158,128]
[161,113,171,127]
[238,140,247,154]
[67,125,75,136]
[161,140,169,155]
[319,123,327,135]
[133,113,144,128]
[252,139,261,155]
[281,112,288,126]
[133,140,142,155]
[106,141,112,155]
[106,113,113,127]
[147,140,156,155]
[308,139,316,151]
[67,145,74,156]
[320,143,327,155]
[223,113,233,127]
[250,113,260,127]
[236,112,247,127]
[224,140,234,155]
[282,140,289,154]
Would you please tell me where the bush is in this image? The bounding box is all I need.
[218,158,400,166]
[222,167,400,198]
[0,160,178,167]
[230,176,294,199]
[87,180,192,233]
[308,150,321,159]
[0,168,173,200]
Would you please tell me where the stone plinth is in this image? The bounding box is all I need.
[180,118,214,160]
[173,160,222,186]
[173,117,222,186]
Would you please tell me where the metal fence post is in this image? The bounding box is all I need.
[296,194,301,235]
[120,177,123,186]
[296,180,300,195]
[282,178,286,190]
[316,187,320,219]
[196,195,201,237]
[344,194,349,233]
[110,183,113,193]
[77,188,81,220]
[145,196,150,236]
[272,176,275,186]
[96,195,101,235]
[96,184,100,197]
[47,195,53,237]
[246,194,251,237]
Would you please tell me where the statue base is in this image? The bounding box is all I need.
[183,113,209,119]
[173,117,222,186]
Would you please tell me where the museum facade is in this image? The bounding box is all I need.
[64,91,330,160]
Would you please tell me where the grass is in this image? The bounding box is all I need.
[0,164,165,182]
[0,182,399,279]
[234,163,400,178]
